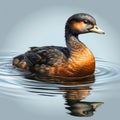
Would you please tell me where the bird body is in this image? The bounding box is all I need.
[13,13,104,78]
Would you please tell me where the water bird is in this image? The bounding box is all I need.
[13,13,105,78]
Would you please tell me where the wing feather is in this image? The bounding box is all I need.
[24,46,70,66]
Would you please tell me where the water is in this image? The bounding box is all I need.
[0,52,120,119]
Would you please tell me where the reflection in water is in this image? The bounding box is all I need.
[1,53,120,117]
[24,74,103,117]
[62,85,103,117]
[60,77,96,117]
[66,101,103,117]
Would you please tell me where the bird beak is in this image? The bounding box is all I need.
[90,25,105,34]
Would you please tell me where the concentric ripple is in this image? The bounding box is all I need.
[95,58,120,83]
[0,53,120,97]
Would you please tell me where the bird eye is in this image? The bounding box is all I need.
[83,20,89,24]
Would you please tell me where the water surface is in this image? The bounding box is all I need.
[0,52,120,119]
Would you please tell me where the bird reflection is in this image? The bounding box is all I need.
[24,74,104,117]
[61,85,103,117]
[54,75,103,117]
[66,100,103,117]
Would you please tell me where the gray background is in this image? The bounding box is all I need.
[0,0,120,120]
[0,0,120,64]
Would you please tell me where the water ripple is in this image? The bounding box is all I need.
[0,53,120,97]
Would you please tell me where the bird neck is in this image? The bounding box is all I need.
[65,27,86,53]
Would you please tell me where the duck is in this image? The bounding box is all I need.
[13,13,105,78]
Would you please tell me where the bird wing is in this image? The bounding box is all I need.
[24,46,70,67]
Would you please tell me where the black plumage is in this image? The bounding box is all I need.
[15,46,70,67]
